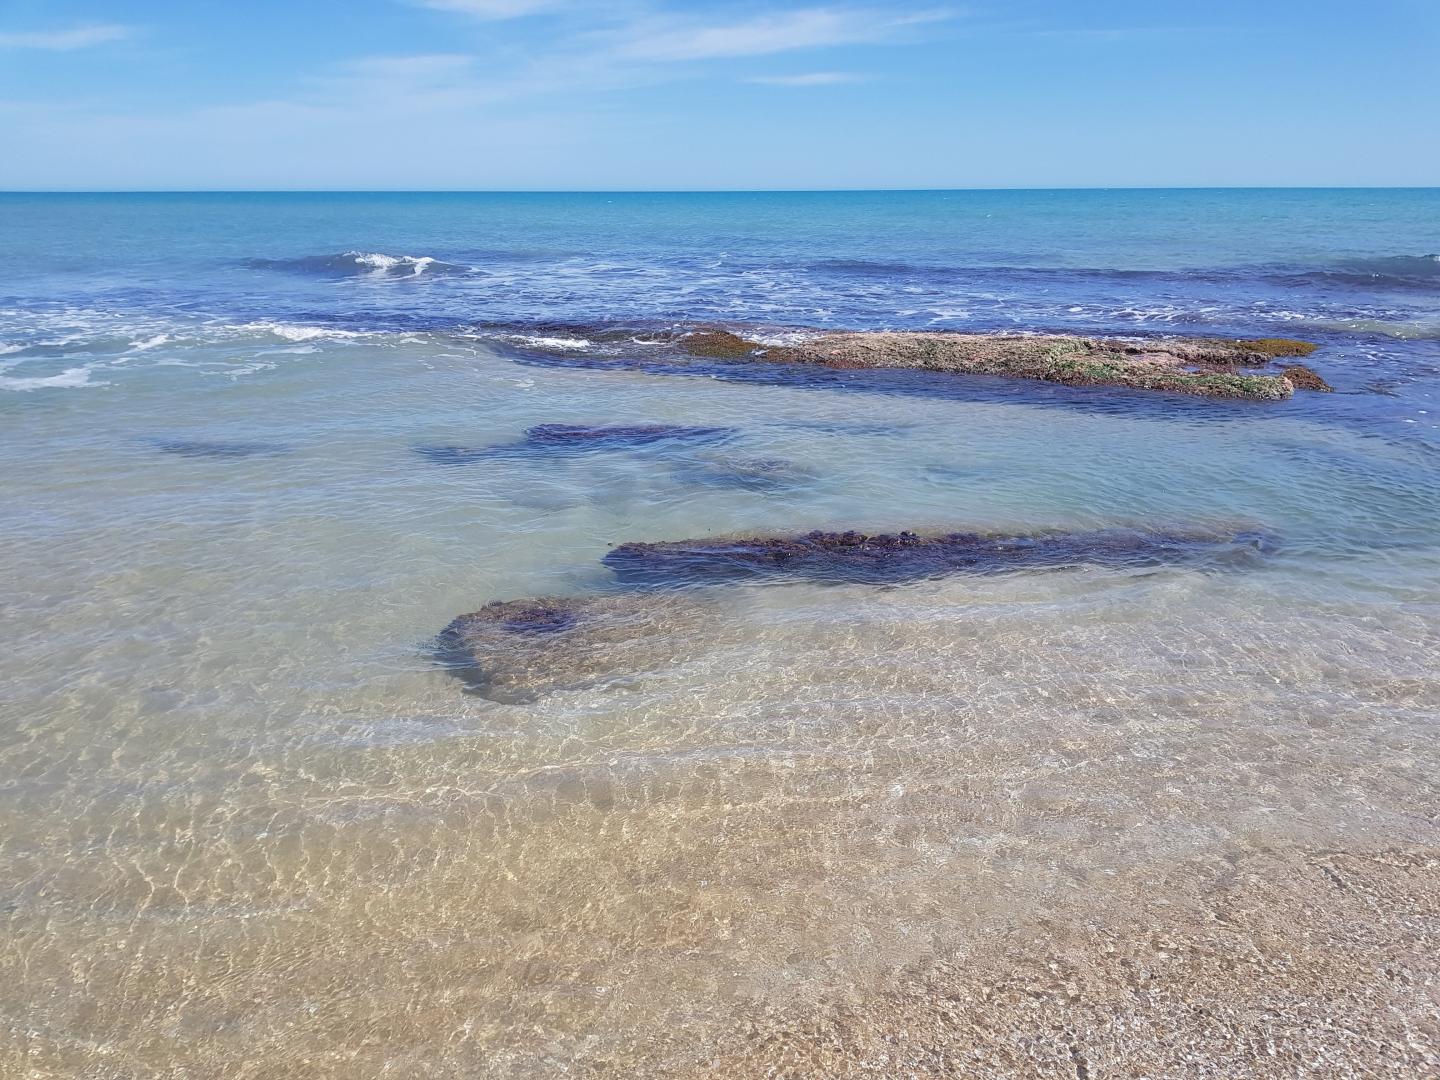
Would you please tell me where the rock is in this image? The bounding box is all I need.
[520,424,734,449]
[673,456,818,492]
[414,424,734,465]
[603,527,1274,587]
[682,330,762,359]
[1235,338,1320,358]
[149,439,289,459]
[412,445,492,465]
[679,329,1316,401]
[1279,364,1334,392]
[435,592,715,702]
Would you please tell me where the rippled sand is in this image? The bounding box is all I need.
[5,570,1439,1076]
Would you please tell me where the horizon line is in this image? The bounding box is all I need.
[2,185,1439,196]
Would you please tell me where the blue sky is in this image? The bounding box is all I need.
[1,0,1437,190]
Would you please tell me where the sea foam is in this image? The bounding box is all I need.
[0,366,100,391]
[245,251,466,278]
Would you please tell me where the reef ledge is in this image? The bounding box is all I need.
[682,329,1329,400]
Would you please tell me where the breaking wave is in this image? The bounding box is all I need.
[0,366,101,391]
[244,251,468,278]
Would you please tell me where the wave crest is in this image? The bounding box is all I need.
[244,251,467,278]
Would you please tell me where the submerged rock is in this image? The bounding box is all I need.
[1280,364,1334,392]
[149,439,290,459]
[436,593,714,702]
[603,527,1273,587]
[679,329,1328,401]
[521,423,733,448]
[439,526,1276,699]
[673,455,818,493]
[414,423,734,465]
[412,444,492,466]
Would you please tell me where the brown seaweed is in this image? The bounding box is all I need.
[603,527,1273,587]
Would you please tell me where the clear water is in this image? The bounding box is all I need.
[2,191,1439,1076]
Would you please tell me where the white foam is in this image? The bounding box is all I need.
[747,328,826,346]
[514,335,593,351]
[236,322,366,343]
[344,251,436,277]
[0,366,101,391]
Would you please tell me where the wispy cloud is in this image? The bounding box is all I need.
[0,2,957,188]
[745,71,863,86]
[310,5,950,110]
[416,0,569,18]
[0,23,131,50]
[611,7,954,63]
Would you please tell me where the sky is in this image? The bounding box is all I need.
[0,0,1437,190]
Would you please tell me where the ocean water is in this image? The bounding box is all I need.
[2,190,1439,1076]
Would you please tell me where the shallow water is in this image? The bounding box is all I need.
[2,191,1439,1076]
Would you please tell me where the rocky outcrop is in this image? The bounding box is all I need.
[603,527,1273,587]
[1279,364,1334,392]
[439,526,1274,699]
[679,330,1327,401]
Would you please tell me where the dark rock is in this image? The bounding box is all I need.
[412,445,491,466]
[414,424,734,466]
[603,527,1274,587]
[673,456,817,492]
[1280,364,1334,392]
[149,439,289,459]
[436,593,714,702]
[521,423,734,449]
[490,599,580,635]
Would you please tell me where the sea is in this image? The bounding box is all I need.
[2,189,1439,1076]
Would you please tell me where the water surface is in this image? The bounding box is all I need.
[2,190,1439,1076]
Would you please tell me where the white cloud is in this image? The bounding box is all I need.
[322,5,947,110]
[416,0,568,18]
[611,6,953,63]
[745,71,862,86]
[0,23,131,50]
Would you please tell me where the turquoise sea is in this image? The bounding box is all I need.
[2,189,1439,1076]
